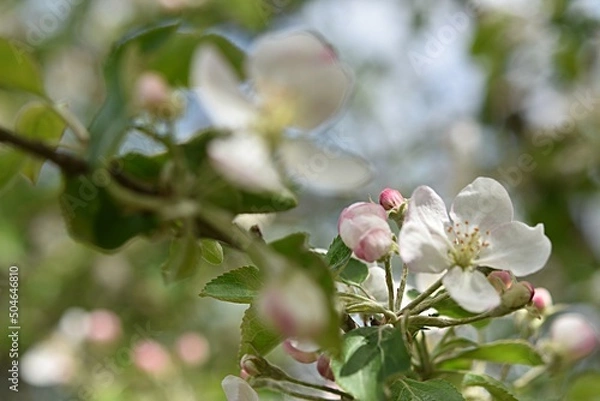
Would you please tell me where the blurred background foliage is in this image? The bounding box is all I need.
[0,0,599,400]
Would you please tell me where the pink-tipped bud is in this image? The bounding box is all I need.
[501,281,534,309]
[317,354,335,381]
[379,188,404,211]
[338,202,393,263]
[282,340,319,364]
[550,313,598,361]
[487,270,513,293]
[531,287,552,314]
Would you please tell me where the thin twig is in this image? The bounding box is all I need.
[395,263,409,311]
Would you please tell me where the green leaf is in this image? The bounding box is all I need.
[161,234,202,282]
[462,373,519,401]
[330,326,411,401]
[439,340,544,367]
[200,239,224,265]
[60,175,159,250]
[566,372,600,401]
[239,305,282,359]
[389,378,465,401]
[86,20,180,164]
[326,235,352,272]
[199,265,263,304]
[0,150,25,193]
[339,258,369,284]
[430,297,490,329]
[15,101,66,182]
[148,32,245,86]
[431,336,479,361]
[0,38,44,95]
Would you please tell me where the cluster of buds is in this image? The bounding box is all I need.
[487,270,535,310]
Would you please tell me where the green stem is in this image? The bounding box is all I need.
[408,310,494,329]
[383,256,395,311]
[395,263,409,312]
[415,331,433,379]
[411,292,450,315]
[49,102,89,144]
[399,278,443,316]
[283,376,354,399]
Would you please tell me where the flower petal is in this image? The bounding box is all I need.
[222,375,259,401]
[278,138,372,192]
[477,222,551,276]
[339,214,390,250]
[450,177,513,232]
[247,31,353,130]
[191,45,257,130]
[442,267,501,313]
[208,134,285,192]
[399,186,451,273]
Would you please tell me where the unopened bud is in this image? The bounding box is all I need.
[531,287,552,314]
[135,72,184,119]
[550,313,598,361]
[487,270,513,293]
[338,202,393,262]
[240,354,263,377]
[282,339,319,364]
[379,188,404,212]
[501,281,534,310]
[317,354,335,381]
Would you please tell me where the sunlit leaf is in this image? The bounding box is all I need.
[161,234,202,282]
[462,373,518,401]
[200,238,224,265]
[239,304,281,359]
[389,378,465,401]
[0,38,44,95]
[438,340,544,367]
[200,265,263,304]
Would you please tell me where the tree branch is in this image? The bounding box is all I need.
[0,125,159,195]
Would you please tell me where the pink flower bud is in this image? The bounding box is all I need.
[531,287,552,313]
[87,309,121,344]
[240,354,263,377]
[338,202,393,262]
[487,270,513,293]
[132,340,172,377]
[282,339,319,364]
[175,332,210,367]
[379,188,404,211]
[550,313,598,361]
[317,354,335,381]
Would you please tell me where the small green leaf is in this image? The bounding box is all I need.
[339,258,369,284]
[200,265,263,304]
[462,373,519,401]
[15,101,66,182]
[0,149,25,193]
[0,38,44,95]
[389,378,465,401]
[326,235,352,272]
[566,372,600,401]
[161,235,202,282]
[439,340,544,367]
[331,326,411,401]
[200,239,224,265]
[432,337,479,361]
[239,305,282,359]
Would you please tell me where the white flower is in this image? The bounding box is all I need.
[399,177,552,313]
[222,375,259,401]
[191,31,370,192]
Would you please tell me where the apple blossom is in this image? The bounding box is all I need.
[191,31,370,192]
[399,177,551,313]
[550,313,598,361]
[338,202,394,262]
[222,375,260,401]
[531,287,552,314]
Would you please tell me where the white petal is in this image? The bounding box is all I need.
[208,134,285,192]
[222,375,259,401]
[477,222,551,276]
[363,266,392,305]
[248,31,353,130]
[399,186,451,273]
[191,45,257,130]
[278,138,371,193]
[450,177,513,232]
[442,267,501,313]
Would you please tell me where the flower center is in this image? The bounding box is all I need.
[446,220,490,269]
